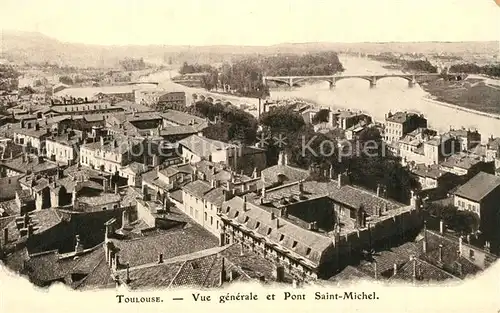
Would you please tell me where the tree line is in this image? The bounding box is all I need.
[449,63,500,78]
[177,52,345,98]
[0,64,20,92]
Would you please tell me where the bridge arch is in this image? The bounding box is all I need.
[293,77,334,85]
[374,75,414,83]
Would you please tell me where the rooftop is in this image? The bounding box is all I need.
[453,171,500,202]
[386,112,423,124]
[179,135,232,158]
[109,225,218,268]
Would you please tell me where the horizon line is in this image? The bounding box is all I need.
[2,29,499,49]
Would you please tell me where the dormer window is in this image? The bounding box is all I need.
[267,228,272,235]
[292,241,298,248]
[256,222,260,229]
[244,216,249,223]
[306,248,311,256]
[279,234,284,241]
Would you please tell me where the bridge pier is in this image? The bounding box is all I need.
[408,80,417,88]
[329,81,336,90]
[369,78,377,89]
[289,78,294,89]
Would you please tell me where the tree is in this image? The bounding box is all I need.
[59,75,74,85]
[259,106,305,134]
[424,202,479,235]
[312,109,330,124]
[0,64,20,91]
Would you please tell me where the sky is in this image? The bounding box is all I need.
[0,0,499,46]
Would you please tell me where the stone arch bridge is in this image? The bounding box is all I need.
[263,73,462,89]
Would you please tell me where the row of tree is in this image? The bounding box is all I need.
[449,63,500,78]
[178,52,345,98]
[119,58,146,71]
[368,54,438,73]
[0,64,20,91]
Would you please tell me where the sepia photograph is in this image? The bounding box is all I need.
[0,0,499,312]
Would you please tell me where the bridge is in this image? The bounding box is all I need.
[262,73,461,89]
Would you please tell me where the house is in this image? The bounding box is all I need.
[447,128,481,152]
[384,111,427,143]
[218,173,423,279]
[0,155,59,177]
[12,123,49,154]
[79,136,134,175]
[45,130,84,165]
[453,171,500,250]
[336,110,371,130]
[439,153,494,177]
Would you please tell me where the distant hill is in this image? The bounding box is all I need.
[1,30,498,68]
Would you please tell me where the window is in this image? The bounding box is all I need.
[469,250,475,260]
[210,216,213,225]
[279,234,285,241]
[306,248,311,256]
[204,212,207,221]
[256,222,260,229]
[292,241,298,248]
[267,228,272,235]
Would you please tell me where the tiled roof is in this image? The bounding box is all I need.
[261,165,310,184]
[411,163,447,179]
[110,225,218,268]
[221,196,333,267]
[386,112,421,124]
[453,171,500,202]
[440,153,484,171]
[182,180,212,198]
[160,125,199,137]
[161,110,206,127]
[391,257,459,283]
[0,200,20,216]
[0,155,59,175]
[330,266,371,282]
[179,135,231,158]
[2,209,63,247]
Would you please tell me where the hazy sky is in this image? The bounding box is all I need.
[0,0,499,46]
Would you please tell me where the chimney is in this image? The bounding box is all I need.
[439,220,445,234]
[219,258,227,286]
[278,151,287,166]
[115,183,118,194]
[261,185,266,199]
[458,236,463,257]
[75,235,84,254]
[393,263,397,276]
[100,136,105,147]
[240,242,244,256]
[466,234,471,243]
[410,255,416,281]
[218,230,225,247]
[121,210,129,229]
[376,185,381,197]
[252,168,258,179]
[438,244,443,263]
[242,195,247,211]
[3,228,8,246]
[72,188,77,207]
[103,178,108,193]
[274,265,285,282]
[158,253,164,264]
[309,221,318,231]
[125,263,131,284]
[276,217,280,229]
[113,254,120,270]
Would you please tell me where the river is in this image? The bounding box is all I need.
[143,55,500,142]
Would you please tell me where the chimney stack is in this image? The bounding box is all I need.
[439,220,444,234]
[75,235,83,254]
[438,244,443,263]
[125,263,131,284]
[3,228,8,246]
[410,255,416,281]
[113,254,120,270]
[240,242,244,256]
[458,236,463,257]
[376,185,381,197]
[121,210,129,229]
[219,258,226,286]
[114,183,118,194]
[158,253,164,264]
[393,263,397,276]
[242,195,247,211]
